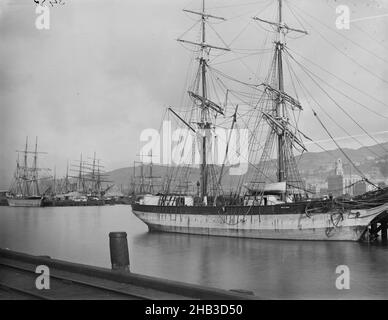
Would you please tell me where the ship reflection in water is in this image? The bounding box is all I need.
[0,205,387,299]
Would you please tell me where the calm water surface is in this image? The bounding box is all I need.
[0,205,387,299]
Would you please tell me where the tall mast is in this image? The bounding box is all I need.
[253,1,308,198]
[276,0,285,184]
[132,161,136,194]
[15,152,22,195]
[24,136,30,196]
[65,160,69,192]
[177,0,229,202]
[33,136,40,195]
[92,152,96,193]
[53,166,56,195]
[200,0,208,200]
[78,153,83,192]
[149,150,153,194]
[96,159,101,194]
[140,163,144,194]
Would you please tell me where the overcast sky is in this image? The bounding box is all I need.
[0,0,387,188]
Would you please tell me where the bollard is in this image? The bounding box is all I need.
[109,232,130,271]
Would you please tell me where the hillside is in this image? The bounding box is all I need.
[1,142,387,192]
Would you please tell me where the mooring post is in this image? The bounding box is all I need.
[381,221,387,241]
[367,222,378,242]
[109,232,130,271]
[370,223,377,235]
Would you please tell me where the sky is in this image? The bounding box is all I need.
[0,0,388,188]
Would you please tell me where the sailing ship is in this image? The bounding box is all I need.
[131,0,388,241]
[129,153,163,204]
[7,137,46,207]
[42,152,114,206]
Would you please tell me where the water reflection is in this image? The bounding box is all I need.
[131,229,388,299]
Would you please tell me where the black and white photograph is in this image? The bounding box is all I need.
[0,0,388,306]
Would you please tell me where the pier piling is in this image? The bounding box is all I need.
[369,223,378,241]
[109,232,130,271]
[381,221,387,241]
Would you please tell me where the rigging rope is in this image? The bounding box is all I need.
[312,109,379,189]
[291,4,388,86]
[286,48,388,157]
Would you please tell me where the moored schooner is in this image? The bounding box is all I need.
[131,0,388,241]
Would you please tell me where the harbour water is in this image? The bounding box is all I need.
[0,205,387,299]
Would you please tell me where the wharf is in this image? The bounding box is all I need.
[0,248,257,300]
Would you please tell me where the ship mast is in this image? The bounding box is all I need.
[78,153,83,192]
[15,153,22,195]
[24,137,30,196]
[32,136,40,196]
[53,166,56,195]
[92,151,96,192]
[65,160,70,193]
[199,0,209,200]
[177,0,229,202]
[253,0,308,199]
[276,0,285,185]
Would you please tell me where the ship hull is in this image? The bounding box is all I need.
[42,199,106,207]
[132,203,388,241]
[7,198,43,207]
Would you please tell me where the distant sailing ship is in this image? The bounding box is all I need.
[131,0,388,241]
[129,153,163,203]
[7,137,46,207]
[43,152,114,206]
